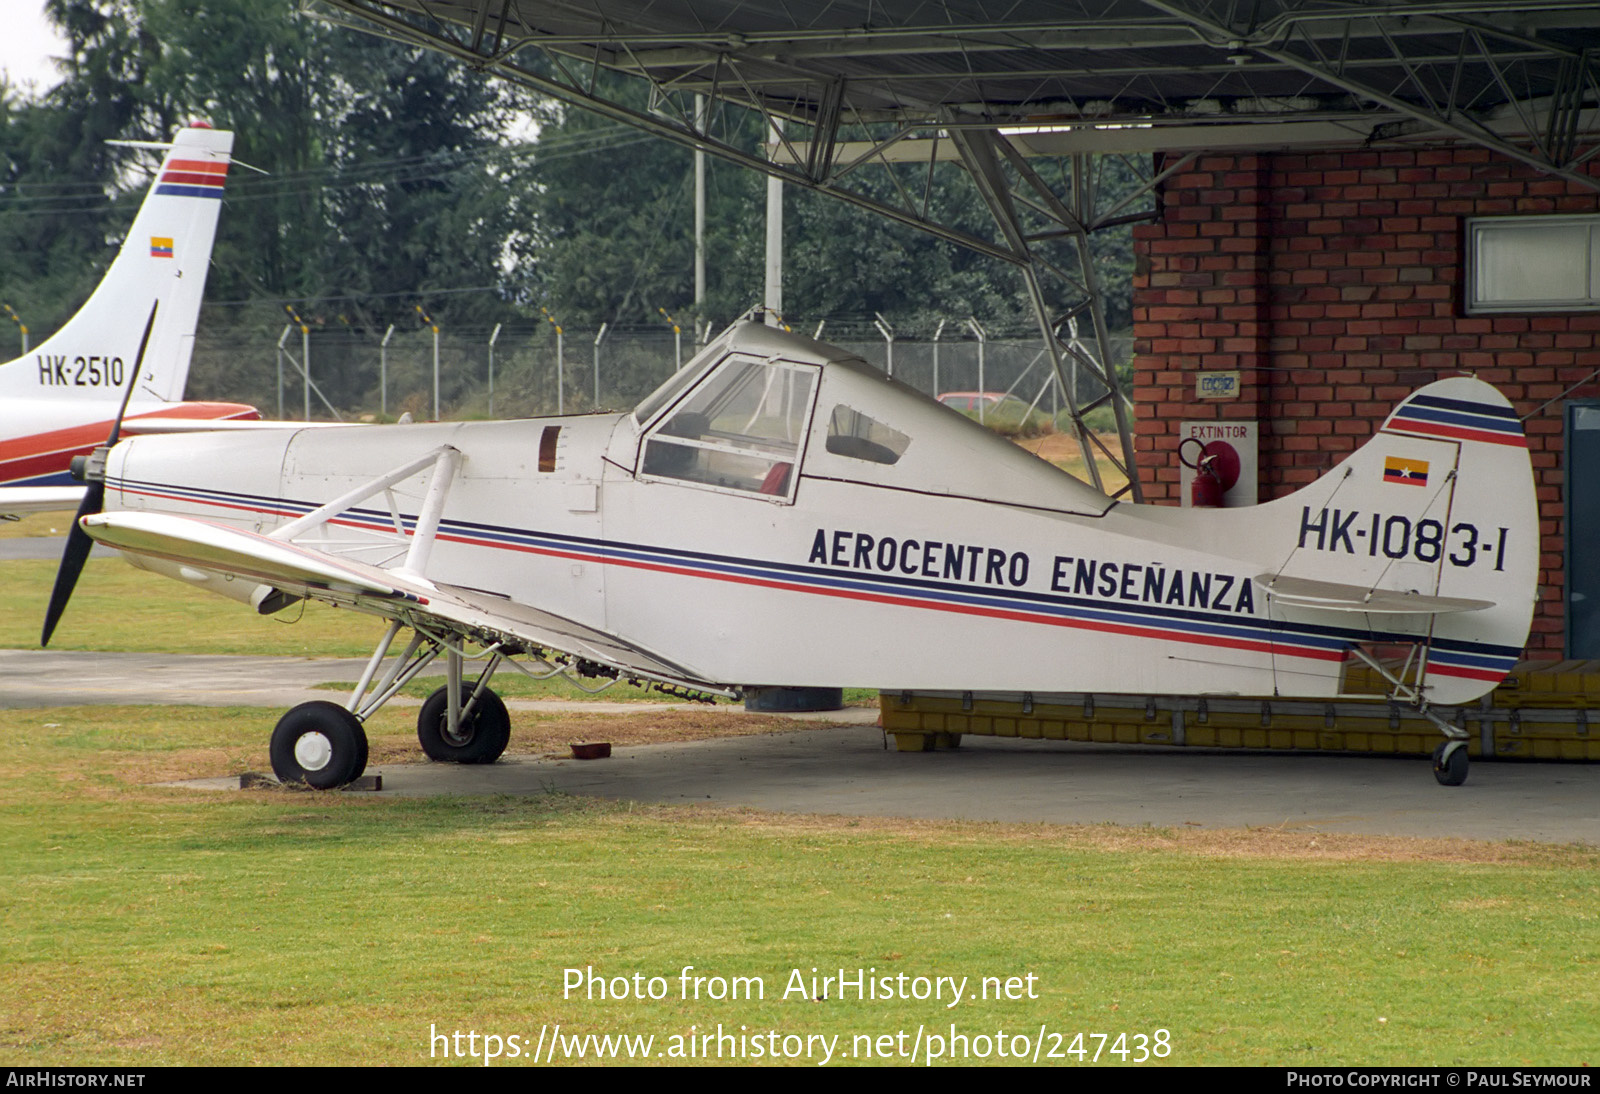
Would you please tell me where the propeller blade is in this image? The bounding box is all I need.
[106,300,159,448]
[39,301,160,647]
[40,483,104,646]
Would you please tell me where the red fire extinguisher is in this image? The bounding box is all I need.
[1179,437,1232,508]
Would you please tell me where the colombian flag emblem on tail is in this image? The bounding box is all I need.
[150,237,174,258]
[1383,456,1429,486]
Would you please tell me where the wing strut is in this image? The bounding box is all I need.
[272,445,461,581]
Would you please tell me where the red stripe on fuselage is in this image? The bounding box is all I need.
[1427,663,1511,682]
[0,403,258,485]
[114,485,1347,666]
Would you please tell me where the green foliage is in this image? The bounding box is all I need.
[1,2,1145,418]
[1062,404,1119,435]
[3,1,530,345]
[514,76,763,332]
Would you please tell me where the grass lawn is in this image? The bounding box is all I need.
[2,549,1597,1067]
[1,704,1596,1067]
[1,557,416,657]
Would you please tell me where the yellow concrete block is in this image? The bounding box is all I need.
[881,708,916,731]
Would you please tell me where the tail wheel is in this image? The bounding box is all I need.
[1432,741,1469,787]
[418,687,511,764]
[270,701,368,789]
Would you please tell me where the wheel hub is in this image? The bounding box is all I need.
[441,713,475,746]
[294,731,334,771]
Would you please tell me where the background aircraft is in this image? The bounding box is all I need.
[47,323,1537,789]
[0,124,257,519]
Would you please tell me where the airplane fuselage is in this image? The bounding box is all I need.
[99,331,1535,706]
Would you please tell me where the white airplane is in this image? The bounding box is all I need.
[0,124,257,519]
[46,322,1537,788]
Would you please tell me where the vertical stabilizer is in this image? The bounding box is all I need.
[1255,376,1537,706]
[0,124,232,403]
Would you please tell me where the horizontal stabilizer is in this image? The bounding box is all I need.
[1254,573,1493,614]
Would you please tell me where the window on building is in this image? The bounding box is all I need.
[1467,214,1600,313]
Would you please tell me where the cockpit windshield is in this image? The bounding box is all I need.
[633,354,715,426]
[639,354,817,498]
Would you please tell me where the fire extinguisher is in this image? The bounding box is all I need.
[1180,437,1225,508]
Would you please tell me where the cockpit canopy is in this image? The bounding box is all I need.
[633,322,1115,517]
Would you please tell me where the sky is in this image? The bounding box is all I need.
[1,2,70,98]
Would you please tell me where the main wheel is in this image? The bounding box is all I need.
[270,701,368,789]
[1431,741,1469,787]
[417,686,511,764]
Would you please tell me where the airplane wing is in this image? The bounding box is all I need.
[0,486,87,519]
[1253,573,1493,614]
[80,510,725,692]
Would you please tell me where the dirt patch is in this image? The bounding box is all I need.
[1014,432,1129,493]
[364,709,853,765]
[614,803,1600,867]
[1016,431,1092,465]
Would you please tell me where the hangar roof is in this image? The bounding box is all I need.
[315,1,1600,500]
[322,1,1600,172]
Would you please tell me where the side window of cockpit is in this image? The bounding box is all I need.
[640,357,816,499]
[825,405,910,465]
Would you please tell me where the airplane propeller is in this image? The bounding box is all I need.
[40,301,159,647]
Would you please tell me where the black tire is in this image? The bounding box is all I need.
[417,686,511,764]
[270,701,368,789]
[1432,742,1469,787]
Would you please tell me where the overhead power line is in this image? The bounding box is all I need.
[0,122,654,215]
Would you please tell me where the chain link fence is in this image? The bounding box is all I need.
[185,324,1133,425]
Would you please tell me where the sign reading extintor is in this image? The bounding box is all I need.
[1178,421,1258,508]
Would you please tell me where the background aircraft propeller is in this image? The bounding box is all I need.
[40,302,159,646]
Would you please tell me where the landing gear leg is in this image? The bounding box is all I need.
[418,651,509,764]
[1347,643,1471,787]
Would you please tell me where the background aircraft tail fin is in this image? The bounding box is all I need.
[0,124,232,403]
[1259,376,1538,704]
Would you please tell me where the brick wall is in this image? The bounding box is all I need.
[1131,147,1600,656]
